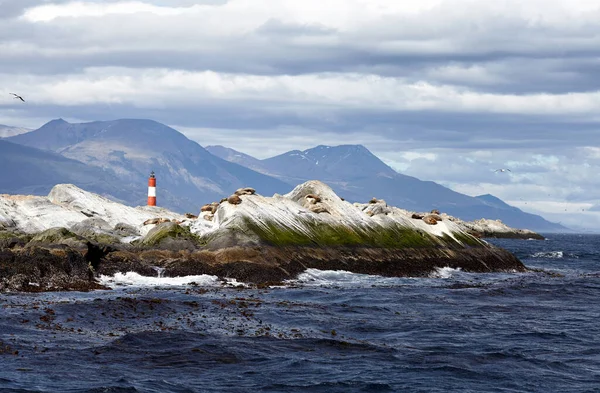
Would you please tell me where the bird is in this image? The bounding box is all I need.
[9,93,25,102]
[494,168,511,173]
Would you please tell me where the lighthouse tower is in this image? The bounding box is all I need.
[147,171,156,206]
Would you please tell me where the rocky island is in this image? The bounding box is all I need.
[0,181,539,292]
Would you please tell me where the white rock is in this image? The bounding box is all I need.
[0,180,532,244]
[1,184,185,235]
[199,180,465,243]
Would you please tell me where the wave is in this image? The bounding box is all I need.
[531,251,564,259]
[429,267,462,279]
[99,266,503,290]
[291,267,464,287]
[290,268,415,287]
[98,272,224,288]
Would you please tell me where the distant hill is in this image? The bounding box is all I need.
[8,119,291,212]
[0,139,143,203]
[205,145,267,174]
[0,124,30,138]
[209,144,567,232]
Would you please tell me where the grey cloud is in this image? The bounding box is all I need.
[5,98,600,153]
[0,0,146,20]
[2,7,600,97]
[0,0,41,19]
[255,19,335,37]
[142,0,229,4]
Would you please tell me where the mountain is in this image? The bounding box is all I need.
[8,119,291,212]
[262,145,396,182]
[209,144,566,232]
[0,124,30,138]
[205,145,267,173]
[0,139,143,203]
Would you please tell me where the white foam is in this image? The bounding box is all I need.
[223,277,250,287]
[532,251,564,259]
[290,268,414,287]
[429,267,462,279]
[98,272,220,288]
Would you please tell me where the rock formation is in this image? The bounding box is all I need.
[0,181,540,292]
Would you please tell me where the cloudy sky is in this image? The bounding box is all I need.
[2,0,600,230]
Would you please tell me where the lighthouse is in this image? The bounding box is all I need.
[147,171,156,206]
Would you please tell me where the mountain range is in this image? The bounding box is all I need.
[2,118,566,232]
[206,145,565,232]
[7,119,289,212]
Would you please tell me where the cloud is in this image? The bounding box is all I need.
[0,0,41,19]
[1,0,598,80]
[4,0,600,228]
[4,67,600,116]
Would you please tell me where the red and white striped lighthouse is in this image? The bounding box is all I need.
[147,171,156,206]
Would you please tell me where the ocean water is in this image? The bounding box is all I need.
[1,233,600,392]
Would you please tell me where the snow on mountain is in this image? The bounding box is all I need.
[0,124,30,138]
[261,144,397,182]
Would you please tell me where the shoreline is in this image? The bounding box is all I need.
[0,240,527,293]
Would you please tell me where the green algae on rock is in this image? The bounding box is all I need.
[139,222,202,249]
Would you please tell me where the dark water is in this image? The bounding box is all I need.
[2,234,600,392]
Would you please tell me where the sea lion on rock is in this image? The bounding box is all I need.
[422,215,438,225]
[412,213,424,219]
[364,200,390,216]
[200,205,213,212]
[235,187,256,196]
[143,218,160,225]
[431,209,441,215]
[227,195,242,205]
[369,198,379,204]
[308,204,330,214]
[305,194,322,204]
[185,213,198,219]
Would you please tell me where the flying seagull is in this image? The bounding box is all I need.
[9,93,25,102]
[494,168,511,173]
